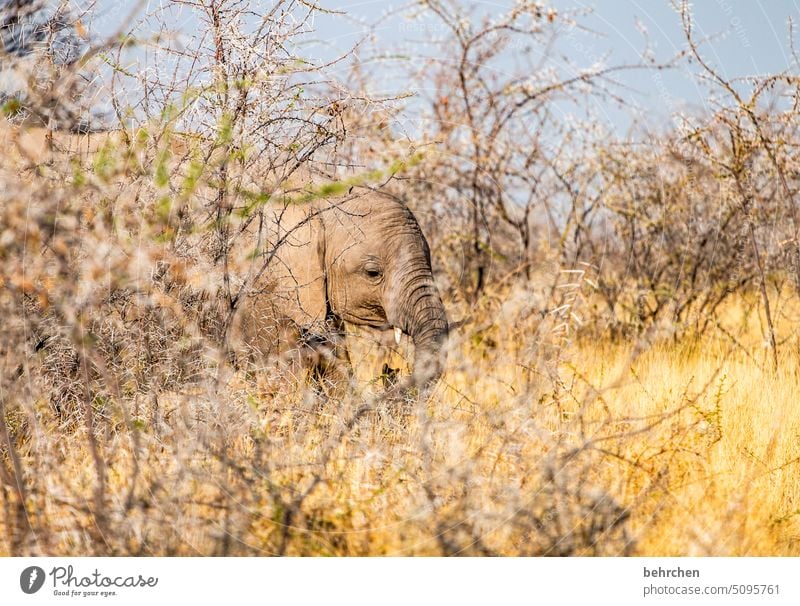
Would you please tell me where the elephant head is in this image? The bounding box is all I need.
[320,192,449,387]
[249,187,448,389]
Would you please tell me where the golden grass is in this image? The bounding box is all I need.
[4,292,800,556]
[570,337,800,556]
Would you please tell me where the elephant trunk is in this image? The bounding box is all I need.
[393,275,448,387]
[410,314,448,386]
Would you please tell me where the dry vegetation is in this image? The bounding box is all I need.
[2,0,800,556]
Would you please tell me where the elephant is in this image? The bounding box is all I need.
[229,185,449,392]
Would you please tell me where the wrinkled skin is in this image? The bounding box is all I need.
[234,187,448,390]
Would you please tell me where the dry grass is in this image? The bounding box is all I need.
[4,276,800,555]
[571,336,800,556]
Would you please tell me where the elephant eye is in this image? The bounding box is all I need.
[364,265,383,279]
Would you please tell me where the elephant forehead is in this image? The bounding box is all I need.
[329,193,414,225]
[329,209,421,248]
[329,230,418,270]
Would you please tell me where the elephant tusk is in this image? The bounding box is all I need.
[394,327,402,345]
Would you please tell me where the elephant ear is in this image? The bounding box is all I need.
[267,206,329,330]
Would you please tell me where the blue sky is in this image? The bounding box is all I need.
[554,0,798,130]
[83,0,799,134]
[307,0,799,132]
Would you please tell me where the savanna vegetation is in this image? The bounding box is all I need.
[1,0,800,556]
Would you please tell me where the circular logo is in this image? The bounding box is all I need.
[20,566,45,594]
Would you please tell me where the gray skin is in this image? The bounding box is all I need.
[233,187,448,389]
